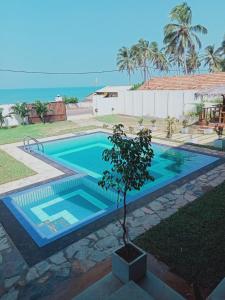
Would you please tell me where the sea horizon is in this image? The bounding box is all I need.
[0,86,102,105]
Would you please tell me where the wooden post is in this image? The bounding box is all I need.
[222,95,225,107]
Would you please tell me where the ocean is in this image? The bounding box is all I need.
[0,86,102,105]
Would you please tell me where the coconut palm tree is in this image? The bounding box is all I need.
[221,59,225,71]
[186,49,201,73]
[164,2,207,74]
[217,35,225,56]
[117,47,135,83]
[149,42,169,72]
[202,45,222,72]
[12,102,30,125]
[168,49,184,74]
[131,39,151,81]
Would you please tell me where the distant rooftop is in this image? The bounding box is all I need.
[140,72,225,91]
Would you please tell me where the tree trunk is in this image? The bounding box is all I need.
[122,190,128,246]
[128,70,131,85]
[183,51,188,74]
[222,95,225,107]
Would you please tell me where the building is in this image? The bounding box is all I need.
[140,72,225,91]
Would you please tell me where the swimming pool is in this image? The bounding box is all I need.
[3,132,219,247]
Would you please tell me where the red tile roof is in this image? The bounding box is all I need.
[139,72,225,91]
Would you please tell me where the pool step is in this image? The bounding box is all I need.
[31,189,108,226]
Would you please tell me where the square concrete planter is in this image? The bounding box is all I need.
[112,242,147,283]
[188,135,198,144]
[203,128,213,134]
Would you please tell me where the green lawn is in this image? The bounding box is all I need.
[0,121,97,145]
[0,149,36,184]
[135,181,225,292]
[95,114,182,132]
[95,115,152,126]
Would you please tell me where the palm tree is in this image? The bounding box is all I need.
[168,49,184,74]
[164,2,207,74]
[117,47,134,83]
[131,39,151,81]
[202,45,222,72]
[186,49,201,73]
[221,59,225,71]
[149,42,169,72]
[12,102,30,125]
[33,101,49,123]
[217,35,225,56]
[0,108,11,128]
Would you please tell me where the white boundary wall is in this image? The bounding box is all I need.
[93,90,198,119]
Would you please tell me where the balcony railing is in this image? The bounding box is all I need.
[199,105,225,125]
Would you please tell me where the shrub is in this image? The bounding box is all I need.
[33,101,50,124]
[130,82,144,90]
[11,102,30,125]
[63,96,79,104]
[102,123,109,129]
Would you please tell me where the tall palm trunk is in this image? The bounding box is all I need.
[183,49,188,74]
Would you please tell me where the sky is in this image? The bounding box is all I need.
[0,0,225,89]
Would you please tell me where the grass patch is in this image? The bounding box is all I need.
[0,150,35,184]
[135,181,225,291]
[96,115,160,126]
[0,121,97,145]
[95,114,183,133]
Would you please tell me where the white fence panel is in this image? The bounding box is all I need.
[93,90,198,119]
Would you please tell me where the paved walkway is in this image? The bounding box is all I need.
[152,131,218,146]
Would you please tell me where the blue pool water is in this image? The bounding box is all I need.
[4,175,117,246]
[3,132,219,246]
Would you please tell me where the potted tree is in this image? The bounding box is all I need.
[98,124,154,283]
[137,117,144,130]
[150,119,157,132]
[181,119,189,134]
[128,126,134,134]
[166,116,177,138]
[214,125,224,150]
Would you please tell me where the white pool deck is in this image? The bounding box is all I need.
[0,128,221,195]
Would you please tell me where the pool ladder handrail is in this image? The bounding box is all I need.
[23,136,44,153]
